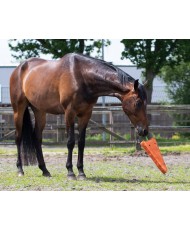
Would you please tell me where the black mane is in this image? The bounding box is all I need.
[138,84,147,101]
[76,53,135,86]
[75,53,147,101]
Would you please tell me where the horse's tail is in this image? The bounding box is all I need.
[21,107,37,166]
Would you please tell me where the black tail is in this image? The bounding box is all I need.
[21,107,37,166]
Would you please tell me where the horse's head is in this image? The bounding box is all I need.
[121,80,149,137]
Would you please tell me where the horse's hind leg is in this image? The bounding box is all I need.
[32,109,51,177]
[13,104,27,176]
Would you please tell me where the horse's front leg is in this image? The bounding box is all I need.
[77,126,87,180]
[66,123,76,180]
[77,112,92,180]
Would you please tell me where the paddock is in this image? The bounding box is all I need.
[0,104,190,190]
[0,146,190,191]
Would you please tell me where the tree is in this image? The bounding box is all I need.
[8,39,110,60]
[121,39,190,104]
[162,62,190,130]
[162,62,190,104]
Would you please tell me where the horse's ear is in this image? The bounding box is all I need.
[134,79,139,92]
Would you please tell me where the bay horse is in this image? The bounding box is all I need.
[10,53,149,180]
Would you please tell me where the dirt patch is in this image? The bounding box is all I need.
[1,152,190,168]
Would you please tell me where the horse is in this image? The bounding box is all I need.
[10,53,149,180]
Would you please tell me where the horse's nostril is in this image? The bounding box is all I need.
[137,127,148,137]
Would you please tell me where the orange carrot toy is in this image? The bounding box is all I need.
[140,137,167,174]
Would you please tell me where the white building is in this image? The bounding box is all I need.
[0,65,169,105]
[0,66,15,104]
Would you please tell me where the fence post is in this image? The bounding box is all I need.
[135,133,142,151]
[102,97,106,141]
[130,123,142,150]
[109,110,113,143]
[0,85,2,138]
[0,84,1,105]
[57,115,64,143]
[130,122,135,141]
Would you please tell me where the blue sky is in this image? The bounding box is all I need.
[0,39,132,66]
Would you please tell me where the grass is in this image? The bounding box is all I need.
[1,158,190,191]
[44,144,190,155]
[160,145,190,153]
[1,144,190,156]
[0,145,190,191]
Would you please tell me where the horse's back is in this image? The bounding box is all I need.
[9,54,97,115]
[10,57,47,83]
[10,57,72,113]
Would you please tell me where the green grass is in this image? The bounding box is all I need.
[1,144,190,156]
[0,147,17,155]
[0,158,190,191]
[160,145,190,153]
[0,145,190,191]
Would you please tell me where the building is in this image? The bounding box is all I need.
[0,65,169,105]
[0,66,15,104]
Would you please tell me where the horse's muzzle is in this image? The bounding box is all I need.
[136,127,148,137]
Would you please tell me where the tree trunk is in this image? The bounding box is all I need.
[145,70,155,104]
[79,40,85,53]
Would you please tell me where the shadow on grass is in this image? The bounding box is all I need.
[87,176,190,185]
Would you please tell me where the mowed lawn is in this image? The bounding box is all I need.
[0,146,190,191]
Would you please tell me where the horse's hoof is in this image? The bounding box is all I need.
[18,172,24,177]
[67,173,77,180]
[77,173,87,180]
[43,171,52,177]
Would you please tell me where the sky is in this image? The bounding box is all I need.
[0,39,132,66]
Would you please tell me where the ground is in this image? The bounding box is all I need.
[0,146,190,191]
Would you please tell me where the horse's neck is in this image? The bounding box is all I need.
[86,73,128,98]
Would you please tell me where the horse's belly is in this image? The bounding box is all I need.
[45,105,65,114]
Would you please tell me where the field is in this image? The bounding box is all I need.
[0,145,190,191]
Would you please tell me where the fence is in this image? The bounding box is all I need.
[0,105,190,146]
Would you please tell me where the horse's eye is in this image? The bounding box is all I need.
[136,100,142,109]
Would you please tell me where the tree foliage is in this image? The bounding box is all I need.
[162,62,190,130]
[8,39,110,60]
[121,40,179,72]
[120,39,190,103]
[162,62,190,104]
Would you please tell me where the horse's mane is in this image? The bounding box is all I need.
[75,53,135,86]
